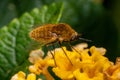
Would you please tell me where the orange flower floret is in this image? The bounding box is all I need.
[28,49,54,80]
[104,57,120,80]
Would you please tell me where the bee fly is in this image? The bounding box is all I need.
[29,23,91,66]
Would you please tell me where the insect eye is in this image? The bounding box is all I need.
[70,33,78,41]
[71,36,76,41]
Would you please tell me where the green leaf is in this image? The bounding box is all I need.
[30,2,63,25]
[0,2,63,79]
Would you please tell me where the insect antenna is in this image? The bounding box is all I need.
[58,41,73,66]
[79,37,92,42]
[76,34,92,42]
[45,45,57,67]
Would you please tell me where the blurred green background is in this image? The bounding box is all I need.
[0,0,120,61]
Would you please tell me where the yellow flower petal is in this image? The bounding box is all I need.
[27,73,36,80]
[52,67,74,79]
[38,78,43,80]
[46,59,55,67]
[111,68,120,79]
[17,71,26,78]
[11,71,26,80]
[73,69,89,80]
[29,49,44,64]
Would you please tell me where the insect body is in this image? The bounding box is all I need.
[29,23,79,45]
[29,23,91,66]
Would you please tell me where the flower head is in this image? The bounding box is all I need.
[11,43,120,80]
[52,44,112,80]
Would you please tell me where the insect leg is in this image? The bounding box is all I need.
[67,42,81,55]
[52,43,57,67]
[67,42,82,61]
[46,45,57,67]
[58,41,73,66]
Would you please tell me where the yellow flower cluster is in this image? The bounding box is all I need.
[51,44,111,80]
[11,43,120,80]
[10,71,36,80]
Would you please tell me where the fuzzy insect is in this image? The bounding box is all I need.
[29,23,91,66]
[29,23,80,45]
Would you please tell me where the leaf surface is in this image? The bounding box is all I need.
[0,3,63,79]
